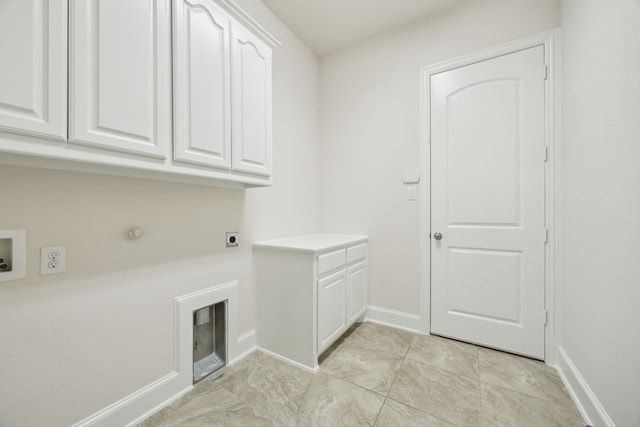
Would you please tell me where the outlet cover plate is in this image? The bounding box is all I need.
[40,246,66,275]
[226,232,239,248]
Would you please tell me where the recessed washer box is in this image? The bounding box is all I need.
[0,229,26,282]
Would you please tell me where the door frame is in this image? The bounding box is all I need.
[418,29,560,363]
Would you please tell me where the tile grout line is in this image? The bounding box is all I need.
[139,324,582,426]
[385,334,482,426]
[216,353,310,426]
[371,335,415,426]
[476,349,577,407]
[319,364,389,425]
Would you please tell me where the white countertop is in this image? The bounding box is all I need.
[253,233,368,254]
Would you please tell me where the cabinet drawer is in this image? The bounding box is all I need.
[347,243,367,264]
[317,249,346,276]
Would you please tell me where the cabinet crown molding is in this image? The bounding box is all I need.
[216,0,281,48]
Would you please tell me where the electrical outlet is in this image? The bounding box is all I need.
[40,246,66,275]
[407,186,417,201]
[226,232,239,248]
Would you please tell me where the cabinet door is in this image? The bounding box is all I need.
[347,261,367,324]
[173,0,231,169]
[0,0,66,140]
[317,270,347,355]
[230,24,272,176]
[70,0,172,158]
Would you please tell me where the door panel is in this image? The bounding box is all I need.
[317,270,347,355]
[431,46,546,359]
[448,248,521,322]
[448,80,520,226]
[347,261,367,323]
[0,0,67,139]
[231,24,272,176]
[70,0,172,158]
[173,0,231,169]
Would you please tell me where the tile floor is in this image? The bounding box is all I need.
[137,322,585,426]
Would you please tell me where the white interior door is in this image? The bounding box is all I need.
[430,46,546,359]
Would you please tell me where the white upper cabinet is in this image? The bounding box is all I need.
[0,0,67,140]
[69,0,172,158]
[231,24,272,177]
[0,0,278,187]
[173,0,232,169]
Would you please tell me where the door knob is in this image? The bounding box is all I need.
[433,232,443,241]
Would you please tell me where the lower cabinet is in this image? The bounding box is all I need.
[254,234,368,371]
[347,260,368,324]
[317,270,347,355]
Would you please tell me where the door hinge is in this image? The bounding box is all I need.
[544,228,549,243]
[544,65,549,80]
[544,310,549,326]
[544,146,549,162]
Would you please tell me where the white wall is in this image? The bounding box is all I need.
[4,0,637,425]
[319,0,561,317]
[560,0,640,426]
[0,0,320,425]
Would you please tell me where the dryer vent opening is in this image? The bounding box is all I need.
[193,300,226,383]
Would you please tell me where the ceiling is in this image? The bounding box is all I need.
[260,0,463,56]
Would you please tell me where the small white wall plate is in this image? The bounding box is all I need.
[0,229,26,282]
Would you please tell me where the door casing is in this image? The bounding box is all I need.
[419,29,560,364]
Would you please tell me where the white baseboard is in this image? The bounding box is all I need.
[257,347,319,373]
[125,380,193,427]
[364,305,422,333]
[71,372,189,427]
[556,346,615,427]
[231,329,257,365]
[74,332,258,427]
[73,282,247,427]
